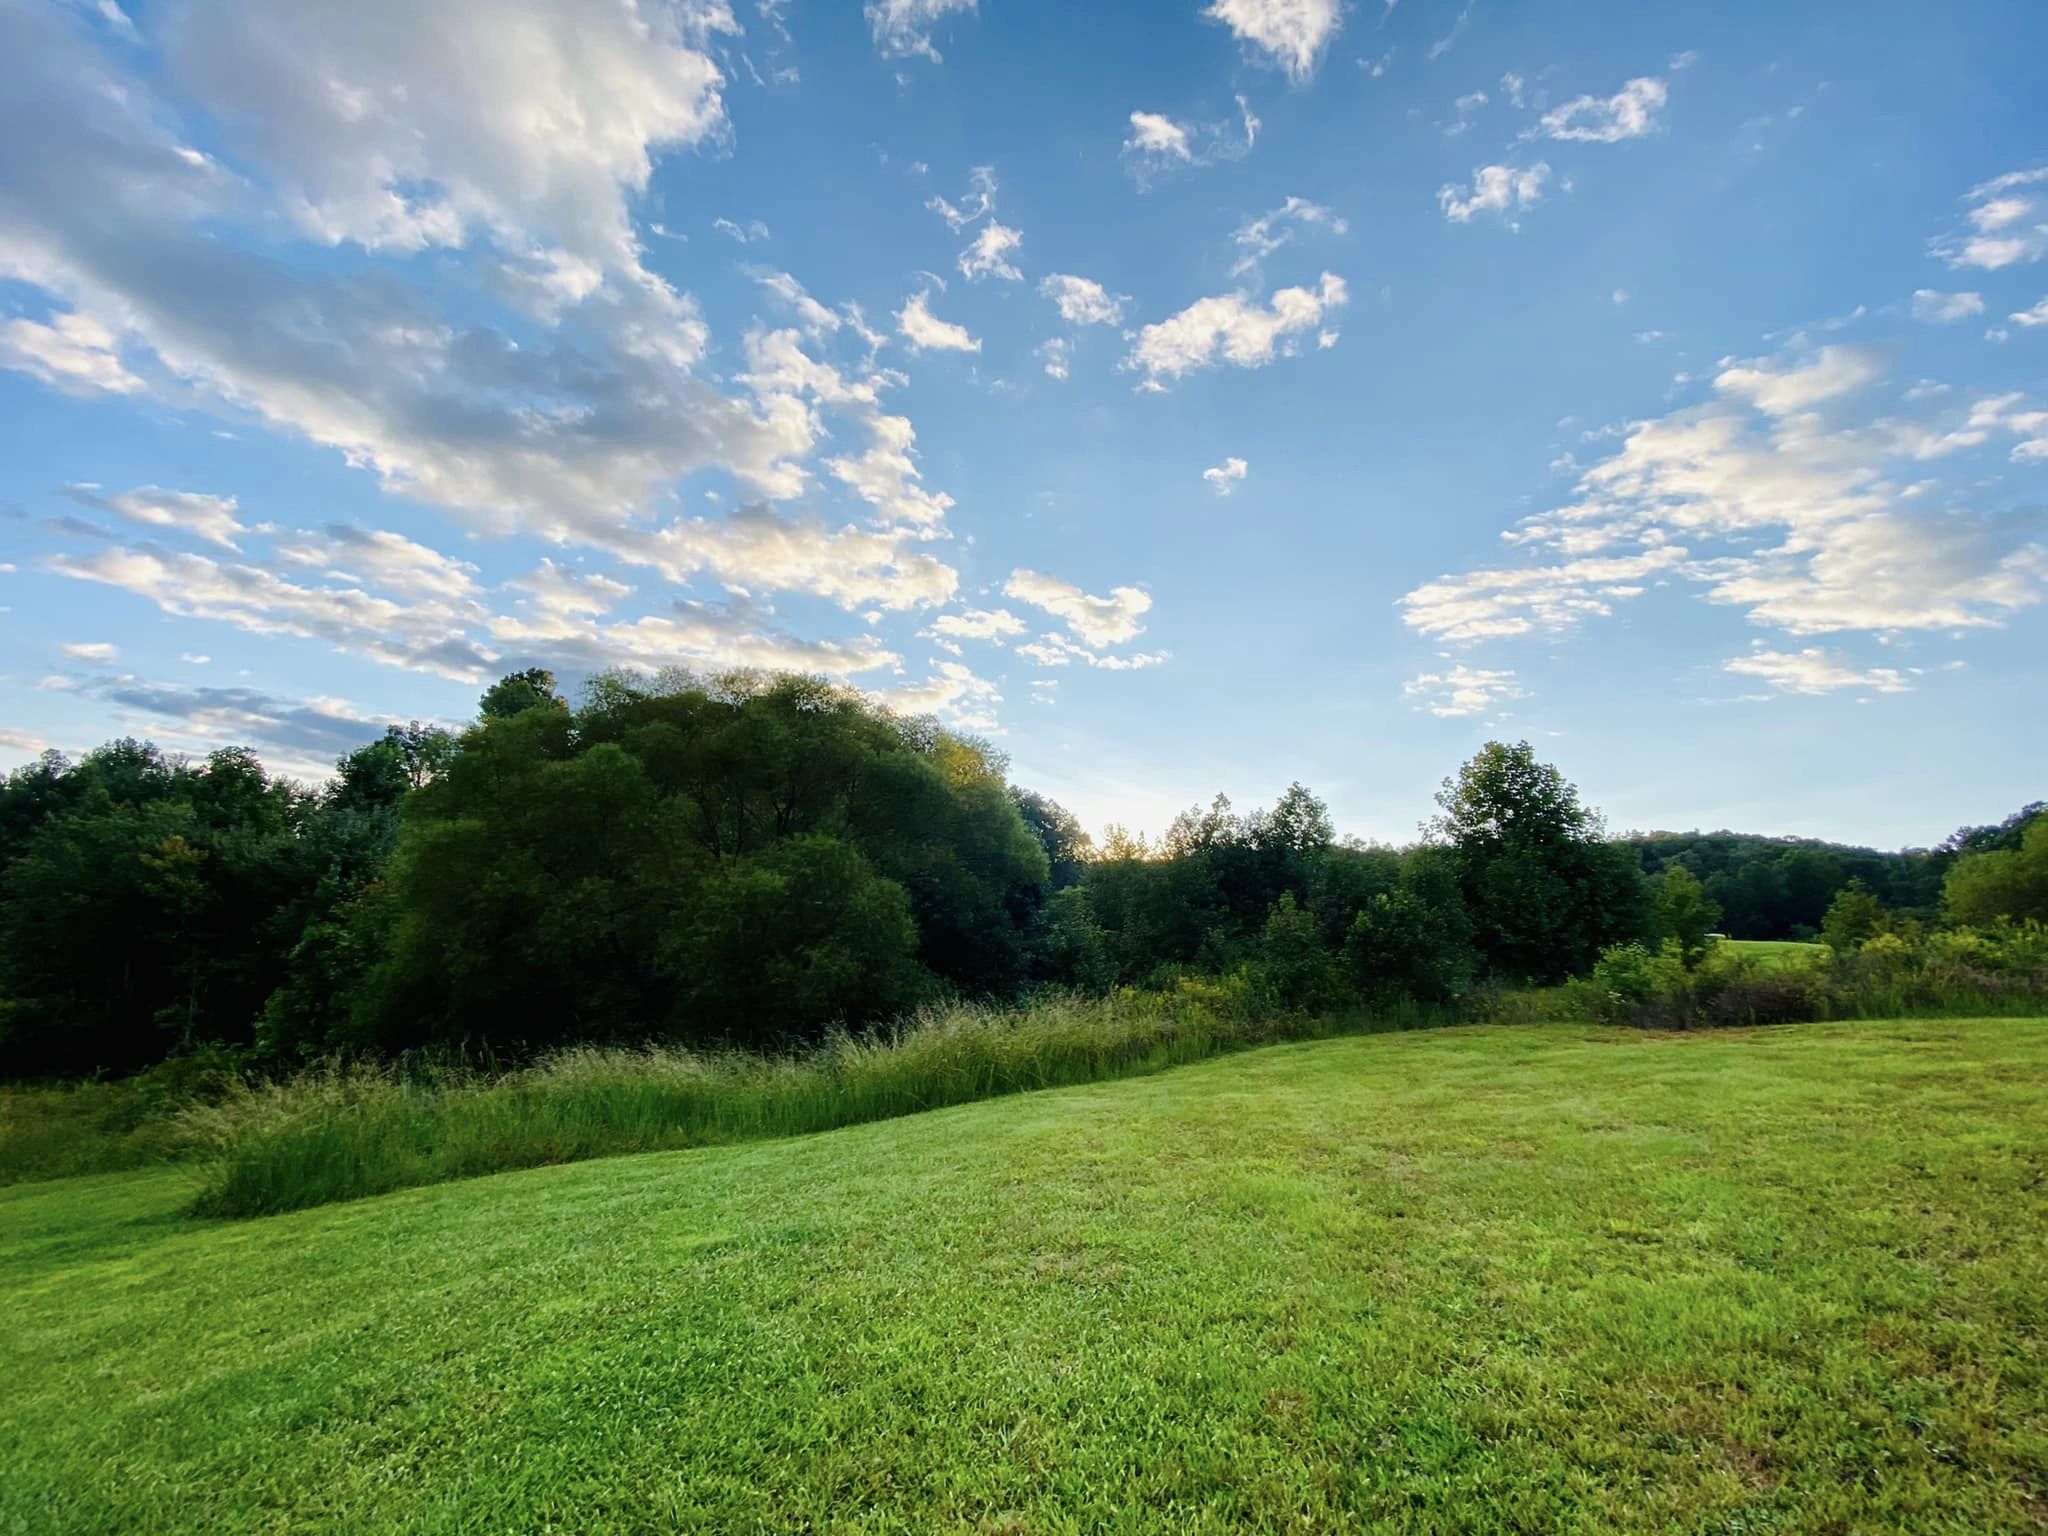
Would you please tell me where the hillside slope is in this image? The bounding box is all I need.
[5,1020,2046,1534]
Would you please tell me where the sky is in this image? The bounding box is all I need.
[2,0,2045,851]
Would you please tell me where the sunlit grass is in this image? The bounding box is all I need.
[4,1018,2044,1533]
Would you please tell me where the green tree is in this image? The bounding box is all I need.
[1944,814,2048,924]
[1343,848,1476,1004]
[1432,741,1646,983]
[478,667,568,721]
[1651,865,1722,966]
[1820,878,1886,951]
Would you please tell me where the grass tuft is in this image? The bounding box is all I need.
[184,986,1445,1218]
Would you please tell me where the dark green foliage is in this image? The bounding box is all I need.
[477,666,568,721]
[349,671,1047,1051]
[1343,849,1475,1003]
[0,744,312,1075]
[6,665,2034,1084]
[1432,741,1648,983]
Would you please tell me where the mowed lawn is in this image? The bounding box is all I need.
[1721,938,1828,968]
[4,1022,2046,1534]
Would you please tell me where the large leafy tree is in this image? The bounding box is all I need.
[1432,741,1646,983]
[1944,813,2048,925]
[346,670,1050,1051]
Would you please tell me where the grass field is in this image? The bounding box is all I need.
[5,1019,2045,1534]
[1721,938,1828,968]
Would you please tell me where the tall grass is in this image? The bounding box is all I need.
[185,985,1444,1218]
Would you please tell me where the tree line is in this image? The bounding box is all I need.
[1,667,2040,1078]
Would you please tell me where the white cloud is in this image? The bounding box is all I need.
[713,217,771,244]
[1911,289,1985,324]
[1204,0,1342,82]
[823,415,961,536]
[1531,76,1668,142]
[1037,337,1073,380]
[1400,547,1689,642]
[1404,347,2048,653]
[1934,166,2048,270]
[1438,163,1550,223]
[60,641,118,664]
[1125,111,1194,163]
[750,271,842,336]
[49,545,499,681]
[1723,646,1912,696]
[63,484,248,549]
[1404,664,1523,717]
[272,523,482,601]
[1004,569,1153,647]
[1041,274,1126,326]
[2,6,818,540]
[2010,297,2048,329]
[1013,632,1169,670]
[1446,89,1487,136]
[1713,345,1882,416]
[895,290,981,352]
[0,310,142,395]
[927,165,998,229]
[1230,196,1347,277]
[1125,272,1348,388]
[960,220,1023,282]
[866,0,977,62]
[1203,456,1249,494]
[928,607,1025,641]
[168,0,731,279]
[875,661,1002,731]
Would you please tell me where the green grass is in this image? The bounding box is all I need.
[5,1018,2046,1533]
[1721,938,1828,969]
[178,989,1442,1218]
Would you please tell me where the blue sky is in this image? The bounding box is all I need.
[2,0,2045,848]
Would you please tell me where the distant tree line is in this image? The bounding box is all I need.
[1,667,2039,1078]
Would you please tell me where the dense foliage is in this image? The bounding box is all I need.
[1,664,2040,1079]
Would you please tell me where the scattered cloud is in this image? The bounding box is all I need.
[896,290,982,352]
[0,310,143,396]
[1404,663,1523,717]
[1530,75,1668,142]
[63,485,248,549]
[867,0,977,62]
[1203,457,1249,495]
[713,217,771,244]
[1446,89,1487,136]
[1911,289,1985,324]
[1427,0,1473,61]
[1121,103,1257,184]
[1438,162,1550,224]
[875,660,1002,730]
[1125,273,1348,389]
[1004,569,1153,648]
[1036,337,1073,380]
[1125,111,1194,164]
[927,165,998,229]
[60,641,118,663]
[960,220,1024,281]
[1934,166,2048,270]
[1041,274,1127,326]
[928,607,1026,641]
[1230,196,1347,278]
[1203,0,1342,83]
[1723,646,1913,696]
[2010,297,2048,329]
